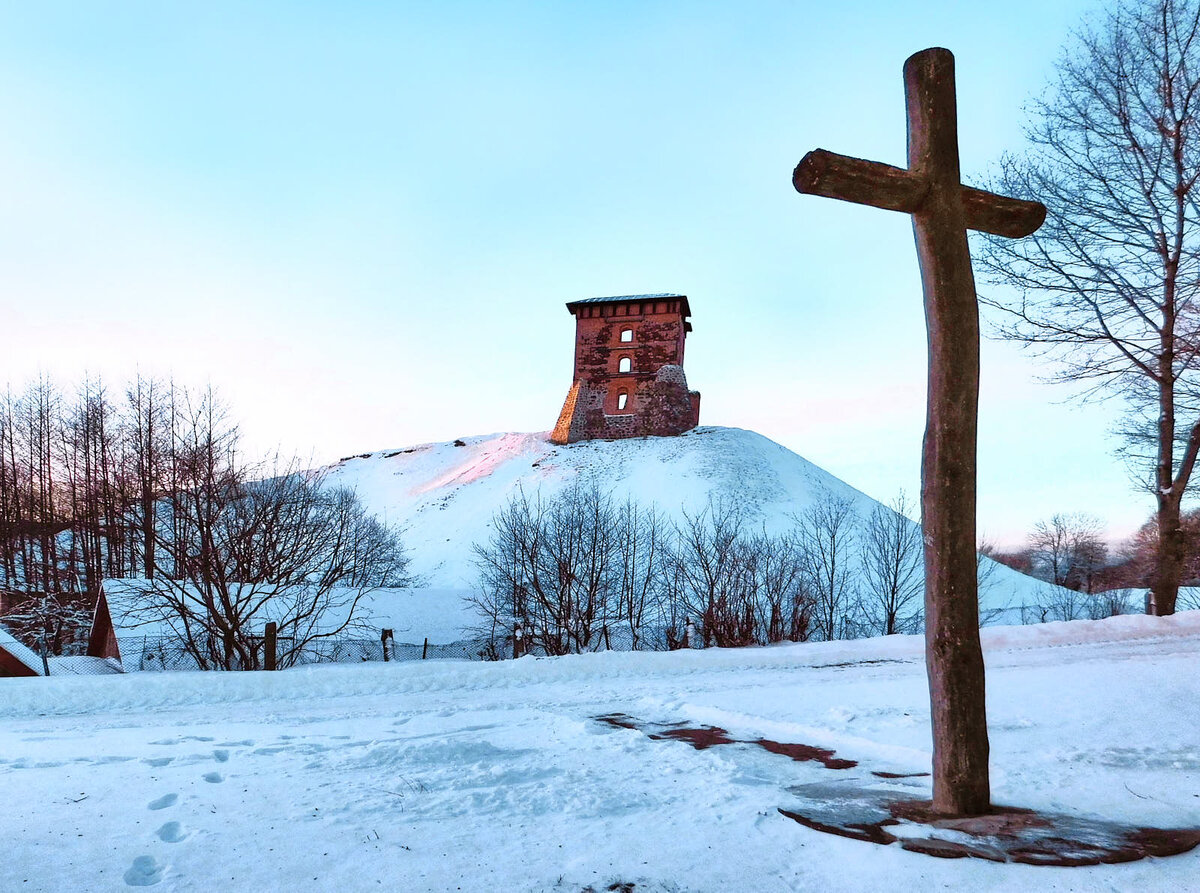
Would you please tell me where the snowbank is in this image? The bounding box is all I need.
[4,612,1197,720]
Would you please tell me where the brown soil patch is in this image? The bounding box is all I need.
[595,713,858,769]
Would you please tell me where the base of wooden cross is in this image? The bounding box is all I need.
[779,780,1200,866]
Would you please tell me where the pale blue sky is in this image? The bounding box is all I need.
[3,0,1137,546]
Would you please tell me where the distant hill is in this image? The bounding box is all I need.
[326,426,1065,625]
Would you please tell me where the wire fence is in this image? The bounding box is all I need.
[13,618,707,676]
[115,623,694,672]
[122,634,501,672]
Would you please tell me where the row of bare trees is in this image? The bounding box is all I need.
[0,375,413,667]
[470,484,933,654]
[0,375,195,595]
[991,510,1200,620]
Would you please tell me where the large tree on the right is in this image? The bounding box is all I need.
[982,0,1200,615]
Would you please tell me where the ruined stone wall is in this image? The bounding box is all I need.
[551,366,699,444]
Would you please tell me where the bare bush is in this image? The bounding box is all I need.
[1088,588,1135,620]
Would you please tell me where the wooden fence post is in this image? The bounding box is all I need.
[422,637,429,660]
[264,622,277,672]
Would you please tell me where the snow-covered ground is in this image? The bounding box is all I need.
[2,613,1198,891]
[327,427,1069,626]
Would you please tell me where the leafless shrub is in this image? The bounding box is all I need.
[1087,588,1135,620]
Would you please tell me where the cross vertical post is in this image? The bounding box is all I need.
[905,48,989,816]
[792,47,1045,816]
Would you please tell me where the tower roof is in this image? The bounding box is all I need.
[565,293,691,318]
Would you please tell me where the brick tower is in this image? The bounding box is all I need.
[550,293,701,444]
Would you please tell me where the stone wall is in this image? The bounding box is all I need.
[551,366,700,444]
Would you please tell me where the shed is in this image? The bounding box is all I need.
[0,625,44,677]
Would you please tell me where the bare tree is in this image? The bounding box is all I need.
[1027,512,1108,592]
[665,497,753,647]
[0,590,93,661]
[614,498,666,651]
[859,491,923,635]
[137,392,412,670]
[472,488,820,654]
[745,528,813,643]
[470,483,623,656]
[797,488,859,641]
[126,375,172,580]
[980,0,1200,615]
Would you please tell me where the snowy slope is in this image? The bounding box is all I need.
[326,426,1062,622]
[1,613,1198,891]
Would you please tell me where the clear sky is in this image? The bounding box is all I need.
[3,0,1142,548]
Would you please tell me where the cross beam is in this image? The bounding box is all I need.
[793,149,1044,239]
[793,47,1045,817]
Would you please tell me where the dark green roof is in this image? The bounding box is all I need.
[565,293,691,317]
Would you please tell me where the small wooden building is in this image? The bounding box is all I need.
[0,625,44,677]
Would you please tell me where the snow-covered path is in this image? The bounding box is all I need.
[2,615,1199,892]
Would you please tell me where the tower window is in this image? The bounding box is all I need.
[617,392,629,411]
[618,356,632,373]
[620,328,633,343]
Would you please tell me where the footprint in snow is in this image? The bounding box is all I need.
[212,749,229,762]
[155,821,189,843]
[123,855,164,886]
[202,772,224,784]
[143,757,173,768]
[147,794,177,811]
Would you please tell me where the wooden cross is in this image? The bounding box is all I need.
[793,47,1045,817]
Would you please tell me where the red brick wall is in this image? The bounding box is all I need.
[571,299,688,386]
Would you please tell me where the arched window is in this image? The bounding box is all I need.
[617,392,629,411]
[618,356,632,373]
[620,328,633,343]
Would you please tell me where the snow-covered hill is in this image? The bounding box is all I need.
[326,426,1061,623]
